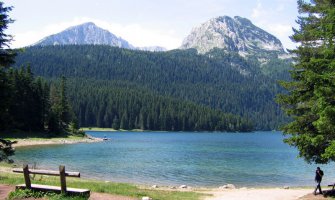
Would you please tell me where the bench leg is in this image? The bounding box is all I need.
[59,165,67,194]
[23,164,31,189]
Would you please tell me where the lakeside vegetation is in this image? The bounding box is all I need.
[276,0,335,164]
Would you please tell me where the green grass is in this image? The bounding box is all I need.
[8,189,88,200]
[0,171,207,200]
[1,131,85,140]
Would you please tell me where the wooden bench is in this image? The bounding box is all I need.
[328,183,335,190]
[13,164,90,196]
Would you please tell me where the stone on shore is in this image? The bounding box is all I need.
[219,184,236,189]
[179,185,188,189]
[142,197,152,200]
[151,185,158,188]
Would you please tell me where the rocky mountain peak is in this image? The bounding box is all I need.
[34,22,167,52]
[35,22,134,49]
[180,16,285,56]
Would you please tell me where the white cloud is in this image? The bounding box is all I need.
[251,1,264,19]
[268,24,292,38]
[91,19,182,50]
[267,24,295,49]
[250,0,297,50]
[11,17,182,50]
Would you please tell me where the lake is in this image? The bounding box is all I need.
[13,131,335,187]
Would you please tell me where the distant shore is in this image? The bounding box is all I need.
[81,127,144,132]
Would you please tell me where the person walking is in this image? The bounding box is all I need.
[314,167,324,195]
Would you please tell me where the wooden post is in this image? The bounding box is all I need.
[23,164,31,189]
[59,165,67,193]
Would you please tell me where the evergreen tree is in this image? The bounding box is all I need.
[277,0,335,163]
[0,2,16,68]
[59,76,71,129]
[48,76,75,134]
[0,139,16,163]
[0,1,16,162]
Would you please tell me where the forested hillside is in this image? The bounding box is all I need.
[15,45,290,130]
[66,79,252,131]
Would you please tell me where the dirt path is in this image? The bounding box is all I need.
[298,193,328,200]
[204,188,312,200]
[0,184,14,200]
[89,192,137,200]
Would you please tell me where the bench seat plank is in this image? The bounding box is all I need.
[16,184,90,195]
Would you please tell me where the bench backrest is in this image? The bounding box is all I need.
[12,168,80,177]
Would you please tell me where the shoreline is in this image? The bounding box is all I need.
[11,135,103,148]
[0,164,316,200]
[81,127,144,132]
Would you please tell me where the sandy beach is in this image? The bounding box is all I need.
[12,136,103,148]
[203,188,315,200]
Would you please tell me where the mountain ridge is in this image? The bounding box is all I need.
[180,16,287,58]
[34,22,167,52]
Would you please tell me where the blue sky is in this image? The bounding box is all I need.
[3,0,299,50]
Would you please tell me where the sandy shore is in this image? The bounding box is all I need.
[203,187,314,200]
[12,136,103,147]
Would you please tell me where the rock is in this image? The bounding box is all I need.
[142,197,152,200]
[219,184,236,189]
[170,186,176,189]
[283,186,290,189]
[179,185,188,189]
[151,185,158,188]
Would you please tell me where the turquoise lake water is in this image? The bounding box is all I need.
[13,131,335,187]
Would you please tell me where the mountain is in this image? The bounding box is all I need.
[180,16,286,57]
[34,22,135,49]
[34,22,167,52]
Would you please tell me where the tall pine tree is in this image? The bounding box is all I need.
[277,0,335,163]
[0,1,16,162]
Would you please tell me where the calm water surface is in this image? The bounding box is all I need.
[13,131,335,187]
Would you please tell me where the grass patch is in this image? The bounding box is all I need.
[1,130,86,140]
[0,171,207,200]
[8,189,88,200]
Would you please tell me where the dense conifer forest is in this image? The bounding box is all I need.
[14,45,292,131]
[1,67,78,134]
